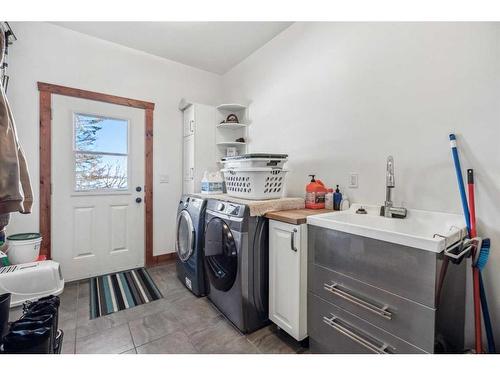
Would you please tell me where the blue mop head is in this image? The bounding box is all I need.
[476,238,490,271]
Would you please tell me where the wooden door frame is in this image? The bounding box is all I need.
[37,82,158,267]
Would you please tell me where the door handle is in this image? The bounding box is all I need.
[290,228,298,252]
[323,282,392,320]
[323,314,391,354]
[136,186,142,192]
[135,197,142,203]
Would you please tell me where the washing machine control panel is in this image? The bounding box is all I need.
[208,200,246,217]
[227,204,240,216]
[218,202,239,215]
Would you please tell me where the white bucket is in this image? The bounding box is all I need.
[6,233,42,265]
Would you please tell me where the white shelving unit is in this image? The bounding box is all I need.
[216,123,248,129]
[216,103,249,162]
[216,103,247,112]
[180,102,217,194]
[216,141,247,146]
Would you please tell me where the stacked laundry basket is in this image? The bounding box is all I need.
[220,153,289,200]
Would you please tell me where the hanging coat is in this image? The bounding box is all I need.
[0,28,33,215]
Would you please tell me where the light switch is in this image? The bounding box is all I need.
[349,173,358,188]
[160,174,169,183]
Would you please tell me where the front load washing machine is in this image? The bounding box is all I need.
[175,195,207,296]
[203,199,269,333]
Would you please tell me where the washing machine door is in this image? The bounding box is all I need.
[204,217,238,292]
[176,210,195,262]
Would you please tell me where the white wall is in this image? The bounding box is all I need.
[222,22,500,347]
[7,22,222,256]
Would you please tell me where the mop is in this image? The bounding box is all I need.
[476,238,496,353]
[449,135,496,353]
[466,168,483,353]
[449,134,482,353]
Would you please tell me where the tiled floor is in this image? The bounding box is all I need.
[8,261,308,354]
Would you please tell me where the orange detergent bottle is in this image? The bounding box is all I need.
[305,175,328,209]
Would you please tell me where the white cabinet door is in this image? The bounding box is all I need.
[183,135,195,194]
[269,220,307,341]
[183,105,195,137]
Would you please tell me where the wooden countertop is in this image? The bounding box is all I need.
[265,208,333,225]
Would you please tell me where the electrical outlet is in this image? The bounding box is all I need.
[349,173,358,188]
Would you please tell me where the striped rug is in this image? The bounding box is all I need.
[89,268,163,319]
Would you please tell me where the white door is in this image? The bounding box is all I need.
[51,95,145,281]
[183,105,195,137]
[269,220,307,340]
[183,135,194,194]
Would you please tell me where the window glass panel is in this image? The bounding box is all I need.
[75,154,128,191]
[74,113,128,154]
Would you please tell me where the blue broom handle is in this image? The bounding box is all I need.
[479,272,496,353]
[449,134,471,233]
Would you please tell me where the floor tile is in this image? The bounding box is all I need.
[76,308,129,339]
[75,323,134,354]
[77,279,90,300]
[59,283,79,311]
[171,298,223,336]
[128,309,183,347]
[247,324,302,354]
[59,316,77,331]
[53,263,308,354]
[123,298,170,322]
[61,328,76,354]
[136,331,197,354]
[121,348,137,354]
[189,318,250,353]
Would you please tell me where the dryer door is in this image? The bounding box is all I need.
[176,210,195,262]
[204,217,238,291]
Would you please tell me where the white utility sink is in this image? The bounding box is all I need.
[307,204,467,252]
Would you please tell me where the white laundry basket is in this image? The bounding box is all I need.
[221,153,288,169]
[6,233,42,265]
[222,167,289,200]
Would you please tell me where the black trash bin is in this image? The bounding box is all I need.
[0,293,10,341]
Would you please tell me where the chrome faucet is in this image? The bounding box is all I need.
[381,155,407,219]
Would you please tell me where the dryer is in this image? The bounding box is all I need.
[175,195,207,296]
[203,199,269,333]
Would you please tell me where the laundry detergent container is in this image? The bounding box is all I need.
[6,233,42,265]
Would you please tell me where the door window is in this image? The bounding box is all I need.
[73,113,129,191]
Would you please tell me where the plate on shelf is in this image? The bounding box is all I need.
[216,103,247,111]
[216,141,246,146]
[217,123,247,129]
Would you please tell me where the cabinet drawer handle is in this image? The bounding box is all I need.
[290,228,298,252]
[324,283,392,320]
[323,314,391,354]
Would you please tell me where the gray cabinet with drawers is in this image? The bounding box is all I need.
[307,225,466,354]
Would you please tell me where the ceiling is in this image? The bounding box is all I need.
[51,22,292,74]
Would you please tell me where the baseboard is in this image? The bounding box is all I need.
[152,252,176,266]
